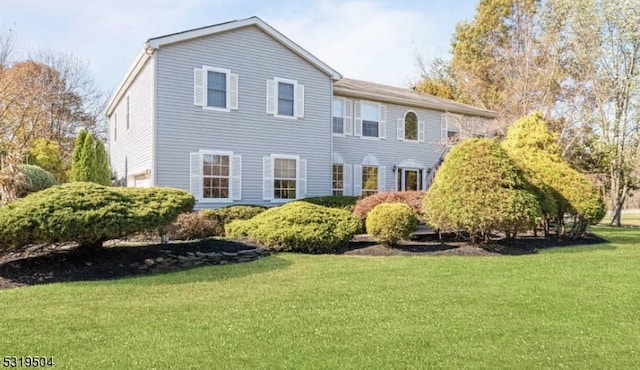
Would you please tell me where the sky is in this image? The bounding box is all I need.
[1,0,479,96]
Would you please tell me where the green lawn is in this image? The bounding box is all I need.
[1,226,639,369]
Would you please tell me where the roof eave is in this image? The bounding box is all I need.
[147,17,342,80]
[333,86,498,119]
[105,44,154,117]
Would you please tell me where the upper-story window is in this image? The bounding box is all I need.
[362,102,379,137]
[266,78,304,118]
[355,101,386,139]
[278,82,295,116]
[207,71,227,108]
[332,99,344,134]
[125,95,131,130]
[398,111,425,142]
[193,66,239,111]
[404,111,417,141]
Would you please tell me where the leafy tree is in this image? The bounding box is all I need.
[27,138,66,182]
[544,0,640,226]
[423,138,542,243]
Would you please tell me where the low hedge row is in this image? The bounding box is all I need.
[165,205,267,240]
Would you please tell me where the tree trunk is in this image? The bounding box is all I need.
[609,185,627,227]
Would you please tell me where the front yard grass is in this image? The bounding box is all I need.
[0,226,639,369]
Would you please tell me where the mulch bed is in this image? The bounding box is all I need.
[0,232,605,291]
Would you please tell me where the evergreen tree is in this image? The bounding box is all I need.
[70,130,110,185]
[94,138,111,186]
[69,130,88,182]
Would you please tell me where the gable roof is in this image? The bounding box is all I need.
[105,16,342,116]
[333,78,497,119]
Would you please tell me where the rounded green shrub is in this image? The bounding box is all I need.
[423,138,542,243]
[300,196,359,212]
[353,190,425,220]
[225,201,361,253]
[0,182,194,252]
[366,203,418,246]
[18,164,57,196]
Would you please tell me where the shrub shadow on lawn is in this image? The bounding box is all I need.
[0,238,281,290]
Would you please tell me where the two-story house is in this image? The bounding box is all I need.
[105,16,496,208]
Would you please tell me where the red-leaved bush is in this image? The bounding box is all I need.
[353,191,426,220]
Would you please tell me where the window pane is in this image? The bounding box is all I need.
[333,117,344,134]
[362,165,378,195]
[332,99,344,117]
[202,154,230,199]
[274,158,296,179]
[361,103,378,121]
[207,71,226,108]
[362,121,379,137]
[278,82,294,116]
[405,112,418,140]
[332,164,343,191]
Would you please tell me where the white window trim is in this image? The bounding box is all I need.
[332,163,344,195]
[197,149,235,203]
[357,100,386,139]
[269,153,303,203]
[273,77,301,120]
[202,66,233,112]
[402,110,419,143]
[332,97,346,137]
[126,94,131,131]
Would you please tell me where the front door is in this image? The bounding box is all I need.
[397,168,423,191]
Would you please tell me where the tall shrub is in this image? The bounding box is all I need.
[501,112,605,237]
[423,138,542,243]
[69,130,110,185]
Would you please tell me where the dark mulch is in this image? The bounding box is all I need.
[0,232,607,291]
[0,239,262,291]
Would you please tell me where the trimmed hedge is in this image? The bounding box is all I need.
[0,182,194,251]
[18,164,56,197]
[300,196,358,212]
[225,201,361,253]
[353,190,425,220]
[211,205,267,226]
[366,203,418,246]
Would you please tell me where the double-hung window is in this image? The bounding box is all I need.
[355,101,385,138]
[274,158,297,199]
[189,150,242,202]
[263,155,307,201]
[332,99,344,134]
[202,154,230,199]
[193,66,238,111]
[362,103,379,137]
[266,78,304,118]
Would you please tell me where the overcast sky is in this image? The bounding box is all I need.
[1,0,479,96]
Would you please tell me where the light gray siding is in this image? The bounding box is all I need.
[333,97,449,193]
[109,57,154,185]
[154,25,333,207]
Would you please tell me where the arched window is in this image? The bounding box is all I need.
[404,111,418,141]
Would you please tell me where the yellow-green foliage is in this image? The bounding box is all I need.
[501,112,606,226]
[366,203,418,246]
[0,182,194,251]
[225,201,361,253]
[166,205,267,241]
[300,196,358,212]
[423,138,542,240]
